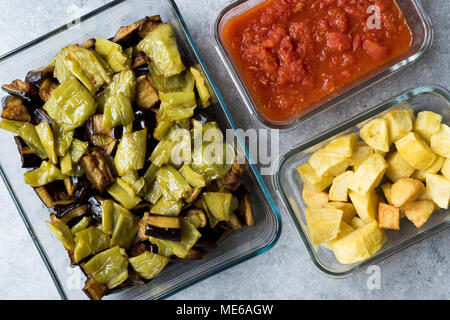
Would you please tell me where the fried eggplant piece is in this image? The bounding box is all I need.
[80,38,96,49]
[218,161,244,191]
[49,202,89,224]
[1,96,31,122]
[138,15,162,39]
[81,147,115,192]
[182,208,207,229]
[145,214,181,241]
[130,240,158,257]
[183,248,206,260]
[112,20,142,46]
[14,136,41,168]
[33,108,53,124]
[132,51,148,69]
[83,278,106,301]
[24,66,55,85]
[87,195,103,221]
[86,114,123,139]
[2,79,38,103]
[34,181,77,208]
[237,193,254,227]
[135,75,159,109]
[39,78,58,102]
[64,176,90,200]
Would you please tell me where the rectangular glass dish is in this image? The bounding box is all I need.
[0,0,281,300]
[274,84,450,277]
[212,0,433,129]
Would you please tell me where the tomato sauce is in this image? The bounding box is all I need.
[222,0,412,124]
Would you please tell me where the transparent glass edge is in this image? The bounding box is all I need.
[273,84,450,277]
[211,0,433,130]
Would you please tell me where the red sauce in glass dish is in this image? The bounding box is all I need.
[222,0,412,124]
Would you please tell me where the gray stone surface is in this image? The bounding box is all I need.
[0,0,448,300]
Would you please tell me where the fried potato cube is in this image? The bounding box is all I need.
[441,158,450,180]
[360,118,390,152]
[395,132,437,170]
[349,216,367,229]
[430,124,450,158]
[329,171,353,202]
[411,156,445,182]
[297,163,334,192]
[351,142,373,171]
[381,183,392,205]
[308,148,351,177]
[328,201,357,223]
[302,185,329,209]
[305,208,343,245]
[322,221,354,251]
[404,200,435,228]
[324,133,358,157]
[382,108,414,142]
[425,173,450,209]
[385,152,415,182]
[414,111,442,143]
[332,221,386,264]
[378,203,400,230]
[348,154,387,195]
[390,177,424,207]
[349,190,379,222]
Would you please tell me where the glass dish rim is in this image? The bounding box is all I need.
[0,0,282,299]
[211,0,433,130]
[273,83,450,278]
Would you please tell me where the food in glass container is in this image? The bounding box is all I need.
[221,0,412,124]
[297,106,449,264]
[0,16,254,300]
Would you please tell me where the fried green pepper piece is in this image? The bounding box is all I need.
[95,37,131,73]
[149,237,173,257]
[179,164,206,187]
[69,138,89,164]
[118,171,146,196]
[73,226,110,263]
[43,77,97,131]
[196,197,219,227]
[143,163,159,185]
[18,122,47,158]
[100,199,114,235]
[0,119,26,134]
[190,66,211,107]
[46,218,75,251]
[137,23,185,77]
[153,119,174,141]
[147,65,194,93]
[203,192,238,222]
[35,121,58,164]
[103,94,135,129]
[129,251,169,280]
[60,152,73,175]
[156,165,192,201]
[24,161,66,187]
[144,181,163,204]
[109,70,136,102]
[150,195,182,216]
[114,128,147,176]
[110,203,139,249]
[54,45,111,95]
[153,220,201,259]
[159,92,197,121]
[106,182,141,210]
[70,216,92,236]
[84,246,128,290]
[52,123,74,157]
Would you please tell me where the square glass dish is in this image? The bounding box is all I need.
[0,0,281,299]
[273,84,450,277]
[212,0,433,129]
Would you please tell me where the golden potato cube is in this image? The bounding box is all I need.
[332,221,386,264]
[328,201,357,223]
[324,133,358,158]
[305,208,343,245]
[348,154,387,195]
[383,108,414,142]
[378,203,400,230]
[430,124,450,158]
[404,200,435,228]
[297,163,334,192]
[414,111,442,143]
[390,177,424,207]
[351,142,373,171]
[308,148,351,177]
[381,183,392,205]
[395,132,437,170]
[411,156,445,182]
[425,173,450,209]
[302,185,329,209]
[441,158,450,180]
[349,190,379,222]
[385,152,415,182]
[360,118,390,152]
[322,221,354,251]
[349,216,367,229]
[329,171,353,202]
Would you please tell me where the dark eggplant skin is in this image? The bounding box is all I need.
[65,176,90,200]
[1,79,40,105]
[14,136,41,168]
[49,202,88,222]
[193,239,217,252]
[86,114,123,139]
[138,15,162,39]
[193,109,217,125]
[145,224,181,242]
[130,240,158,257]
[87,195,103,222]
[33,108,53,124]
[24,66,54,86]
